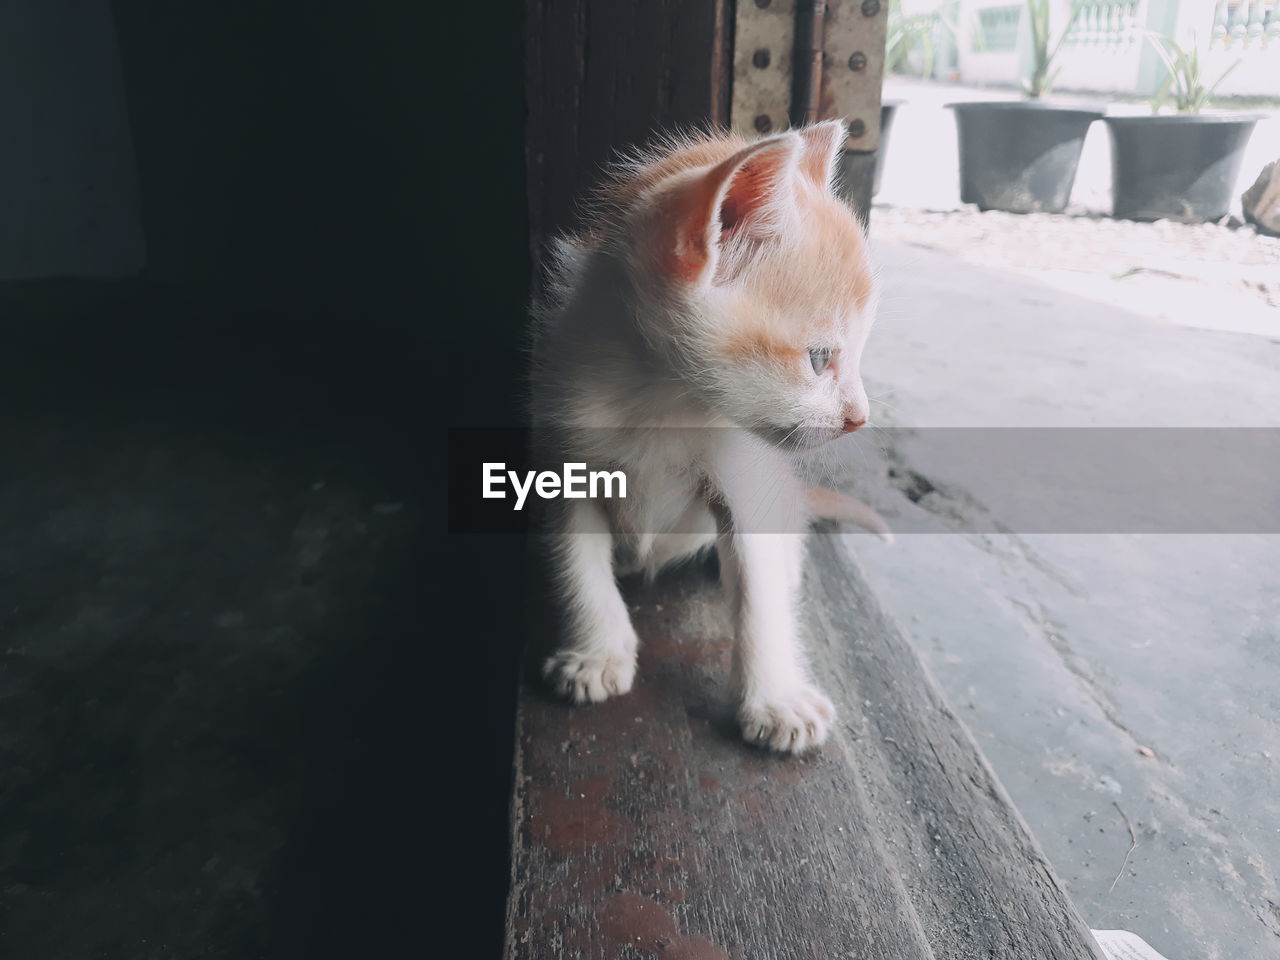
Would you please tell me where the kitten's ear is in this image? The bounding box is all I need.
[797,119,848,191]
[659,132,801,286]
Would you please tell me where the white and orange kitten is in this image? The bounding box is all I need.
[530,120,884,754]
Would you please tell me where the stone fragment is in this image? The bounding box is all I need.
[1242,160,1280,237]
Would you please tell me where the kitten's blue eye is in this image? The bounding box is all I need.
[809,347,833,375]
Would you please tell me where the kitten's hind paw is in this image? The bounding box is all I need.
[738,683,836,754]
[542,649,636,704]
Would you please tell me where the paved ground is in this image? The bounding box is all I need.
[878,77,1280,219]
[834,237,1280,960]
[872,205,1280,327]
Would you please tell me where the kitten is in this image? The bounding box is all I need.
[530,120,884,754]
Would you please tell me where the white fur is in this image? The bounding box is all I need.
[530,127,875,753]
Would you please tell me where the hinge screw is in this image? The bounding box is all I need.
[848,118,866,138]
[848,51,867,71]
[752,48,771,69]
[754,114,774,133]
[861,0,881,15]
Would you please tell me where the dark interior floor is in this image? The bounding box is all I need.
[0,289,520,958]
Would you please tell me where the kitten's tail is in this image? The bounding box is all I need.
[803,484,895,544]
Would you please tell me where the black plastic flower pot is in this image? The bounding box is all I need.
[1103,114,1260,223]
[947,101,1103,214]
[872,100,901,197]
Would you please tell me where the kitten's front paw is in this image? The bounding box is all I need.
[738,683,836,754]
[542,649,636,704]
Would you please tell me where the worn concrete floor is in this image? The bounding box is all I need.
[840,240,1280,960]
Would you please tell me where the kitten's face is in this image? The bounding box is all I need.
[706,197,874,450]
[641,122,877,450]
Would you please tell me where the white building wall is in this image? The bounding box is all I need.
[955,0,1026,86]
[946,0,1279,97]
[1054,1,1151,93]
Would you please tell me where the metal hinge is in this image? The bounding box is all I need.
[730,0,886,152]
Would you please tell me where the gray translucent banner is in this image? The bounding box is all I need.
[459,428,1280,534]
[832,427,1280,535]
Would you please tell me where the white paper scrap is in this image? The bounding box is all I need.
[1091,929,1174,960]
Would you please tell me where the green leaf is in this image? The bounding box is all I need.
[1204,57,1242,103]
[1152,72,1173,114]
[1022,0,1086,95]
[1143,28,1237,113]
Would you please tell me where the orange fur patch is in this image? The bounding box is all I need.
[592,136,750,220]
[571,127,874,358]
[722,328,805,367]
[719,179,872,360]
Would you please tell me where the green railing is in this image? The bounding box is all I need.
[1213,0,1279,46]
[1064,1,1145,48]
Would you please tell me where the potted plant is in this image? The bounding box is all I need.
[1103,34,1257,222]
[948,0,1102,214]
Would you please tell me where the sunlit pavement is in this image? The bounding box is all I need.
[842,238,1280,960]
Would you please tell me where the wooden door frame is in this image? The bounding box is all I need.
[523,0,886,253]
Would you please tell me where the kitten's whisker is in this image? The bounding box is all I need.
[847,433,871,473]
[772,421,807,452]
[864,424,892,459]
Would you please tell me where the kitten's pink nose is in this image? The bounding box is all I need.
[842,417,866,433]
